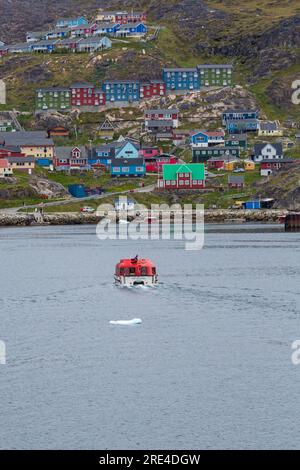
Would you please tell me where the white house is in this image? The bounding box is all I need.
[114,196,135,211]
[253,143,283,162]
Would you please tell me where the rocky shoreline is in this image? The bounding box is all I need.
[0,209,287,227]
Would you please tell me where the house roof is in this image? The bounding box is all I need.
[110,157,144,166]
[31,40,59,46]
[254,143,283,155]
[259,121,280,131]
[191,130,225,137]
[118,22,146,29]
[163,163,205,181]
[208,155,239,162]
[0,131,54,147]
[55,146,87,158]
[227,134,248,141]
[96,22,120,29]
[70,82,94,89]
[261,158,294,164]
[103,79,139,85]
[145,108,179,115]
[7,156,35,163]
[228,175,245,184]
[198,64,233,69]
[223,109,258,114]
[37,87,70,92]
[147,120,174,127]
[163,67,197,72]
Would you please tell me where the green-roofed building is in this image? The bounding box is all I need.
[158,163,205,190]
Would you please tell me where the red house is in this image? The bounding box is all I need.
[71,23,98,37]
[228,175,244,189]
[0,47,8,57]
[140,80,166,99]
[145,154,178,173]
[115,12,147,24]
[139,147,162,159]
[70,83,106,107]
[54,146,89,170]
[0,146,25,159]
[157,163,205,190]
[144,108,179,128]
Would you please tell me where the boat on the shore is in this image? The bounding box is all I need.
[114,255,158,287]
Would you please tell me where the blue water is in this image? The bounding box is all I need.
[0,224,300,449]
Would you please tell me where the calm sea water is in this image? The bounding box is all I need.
[0,224,300,450]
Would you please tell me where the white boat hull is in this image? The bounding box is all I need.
[114,275,158,287]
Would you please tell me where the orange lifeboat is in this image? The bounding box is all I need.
[114,255,158,287]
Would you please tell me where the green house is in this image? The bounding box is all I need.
[158,163,205,190]
[36,87,71,112]
[197,64,234,87]
[225,134,248,149]
[193,146,240,163]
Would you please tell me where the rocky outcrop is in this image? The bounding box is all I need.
[0,209,286,227]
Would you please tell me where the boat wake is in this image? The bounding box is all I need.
[109,318,142,326]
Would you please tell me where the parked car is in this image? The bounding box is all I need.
[80,206,95,213]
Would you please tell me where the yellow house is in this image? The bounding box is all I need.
[244,160,255,171]
[258,121,283,137]
[8,156,35,171]
[224,160,238,171]
[0,131,55,159]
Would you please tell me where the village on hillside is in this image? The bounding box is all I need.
[0,8,299,213]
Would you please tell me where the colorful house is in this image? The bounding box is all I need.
[144,108,179,128]
[225,134,248,149]
[97,119,117,140]
[54,147,89,170]
[30,40,59,53]
[36,87,71,111]
[139,147,162,159]
[226,119,259,134]
[197,64,233,87]
[222,109,259,125]
[45,28,71,40]
[253,143,283,162]
[70,23,98,38]
[76,36,112,52]
[70,83,106,107]
[190,130,225,148]
[102,80,140,103]
[260,158,296,176]
[56,38,82,51]
[56,17,89,28]
[47,126,70,138]
[162,68,200,92]
[258,121,283,137]
[115,23,147,37]
[146,120,174,135]
[228,175,244,189]
[158,163,205,190]
[7,156,35,171]
[26,31,48,42]
[145,154,178,173]
[94,23,120,36]
[244,160,255,171]
[140,80,166,99]
[88,145,114,167]
[193,146,240,163]
[0,159,13,177]
[207,155,239,171]
[110,158,145,177]
[0,132,54,159]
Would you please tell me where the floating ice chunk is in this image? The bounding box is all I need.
[109,318,142,326]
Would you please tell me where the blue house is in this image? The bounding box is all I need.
[190,130,225,148]
[226,119,258,134]
[222,109,259,126]
[114,140,140,159]
[56,17,88,28]
[115,23,148,37]
[88,145,114,167]
[102,80,140,103]
[162,68,200,92]
[110,158,145,177]
[30,40,58,53]
[95,23,120,36]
